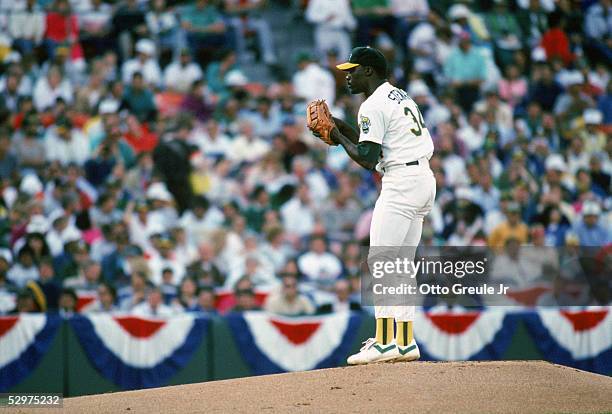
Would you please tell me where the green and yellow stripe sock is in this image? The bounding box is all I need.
[396,321,413,347]
[375,318,394,345]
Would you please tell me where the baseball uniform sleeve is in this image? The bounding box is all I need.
[358,105,385,145]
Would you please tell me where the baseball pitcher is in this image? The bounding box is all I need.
[307,46,435,364]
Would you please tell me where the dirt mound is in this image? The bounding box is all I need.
[62,361,611,413]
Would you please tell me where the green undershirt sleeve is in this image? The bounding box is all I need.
[357,141,382,169]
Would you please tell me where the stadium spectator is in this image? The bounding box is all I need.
[9,0,45,56]
[133,286,178,317]
[12,113,45,171]
[0,70,25,113]
[352,0,393,47]
[44,117,89,166]
[280,183,315,240]
[122,39,162,88]
[407,14,438,88]
[305,0,355,62]
[122,71,158,123]
[148,233,185,286]
[292,52,336,106]
[153,118,198,213]
[111,0,147,61]
[7,245,39,288]
[99,231,136,283]
[64,259,102,292]
[58,287,78,316]
[230,276,260,312]
[443,31,486,113]
[228,119,270,163]
[78,0,113,60]
[32,65,73,112]
[44,0,81,61]
[573,201,610,246]
[317,278,361,313]
[224,0,277,65]
[159,267,178,303]
[297,235,342,289]
[180,79,215,123]
[0,250,16,314]
[195,284,217,313]
[320,180,362,242]
[264,273,314,316]
[389,0,429,53]
[179,0,229,56]
[517,0,549,48]
[164,49,203,94]
[490,237,544,288]
[242,96,283,140]
[146,0,182,63]
[84,282,116,313]
[119,271,149,311]
[527,62,564,112]
[0,128,17,180]
[259,226,294,273]
[13,281,46,313]
[540,12,574,65]
[38,257,60,310]
[484,0,523,69]
[498,64,528,108]
[447,3,490,45]
[488,202,529,250]
[174,277,199,311]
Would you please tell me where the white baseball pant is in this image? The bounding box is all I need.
[369,158,436,321]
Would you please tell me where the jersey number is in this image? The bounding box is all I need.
[404,107,426,136]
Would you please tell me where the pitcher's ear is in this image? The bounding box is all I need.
[364,66,373,76]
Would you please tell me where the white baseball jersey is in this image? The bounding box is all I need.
[357,82,434,172]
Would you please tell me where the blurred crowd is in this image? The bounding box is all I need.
[0,0,609,316]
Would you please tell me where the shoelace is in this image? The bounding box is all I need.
[360,338,377,351]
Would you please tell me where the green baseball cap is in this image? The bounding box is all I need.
[336,46,387,75]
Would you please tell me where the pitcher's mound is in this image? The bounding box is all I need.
[64,361,611,413]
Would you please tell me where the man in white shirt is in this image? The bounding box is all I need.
[228,120,271,163]
[193,119,232,160]
[44,118,89,166]
[264,273,315,316]
[305,0,356,62]
[132,287,178,317]
[179,195,225,245]
[9,0,45,55]
[292,52,336,106]
[163,49,203,93]
[122,39,162,88]
[280,184,315,239]
[33,66,73,111]
[297,235,342,288]
[408,19,437,81]
[147,234,185,286]
[393,0,429,56]
[457,110,486,152]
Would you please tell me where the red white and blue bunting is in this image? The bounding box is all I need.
[226,311,362,374]
[414,308,519,361]
[2,308,610,392]
[69,314,209,389]
[523,308,612,374]
[0,314,61,391]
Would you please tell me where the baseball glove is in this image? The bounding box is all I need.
[306,100,337,146]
